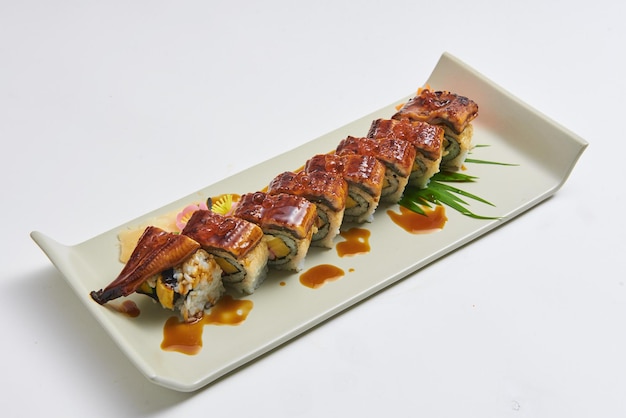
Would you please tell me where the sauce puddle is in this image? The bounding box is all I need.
[110,300,141,317]
[336,227,371,257]
[161,295,253,355]
[387,205,447,233]
[299,264,345,289]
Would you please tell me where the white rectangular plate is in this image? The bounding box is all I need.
[31,52,587,392]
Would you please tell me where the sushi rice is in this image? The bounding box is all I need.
[138,249,225,322]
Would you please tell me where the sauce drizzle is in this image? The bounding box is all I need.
[300,264,345,289]
[161,316,205,355]
[110,300,140,317]
[336,227,371,257]
[161,295,253,355]
[203,295,253,325]
[387,205,447,234]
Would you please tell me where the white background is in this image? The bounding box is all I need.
[2,1,624,417]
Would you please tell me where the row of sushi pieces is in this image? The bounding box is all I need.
[90,88,478,322]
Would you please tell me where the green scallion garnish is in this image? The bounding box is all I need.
[398,145,516,220]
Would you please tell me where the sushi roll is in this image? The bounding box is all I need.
[136,248,225,322]
[181,210,269,295]
[367,118,444,189]
[90,226,225,323]
[304,153,385,223]
[233,192,317,271]
[268,170,347,248]
[392,88,478,171]
[335,135,416,203]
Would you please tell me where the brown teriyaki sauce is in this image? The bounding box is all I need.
[299,264,345,289]
[161,295,253,355]
[298,227,369,289]
[109,300,140,317]
[336,227,371,257]
[387,205,447,233]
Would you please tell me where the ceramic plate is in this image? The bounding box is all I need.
[31,52,587,392]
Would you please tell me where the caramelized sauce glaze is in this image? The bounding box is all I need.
[392,89,479,134]
[368,118,444,160]
[181,210,264,258]
[305,153,385,197]
[336,136,416,178]
[267,171,348,212]
[234,192,317,239]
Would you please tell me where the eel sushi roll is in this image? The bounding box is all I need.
[392,88,478,171]
[181,209,269,295]
[268,170,347,248]
[304,153,385,223]
[90,226,225,323]
[136,248,224,322]
[233,192,317,271]
[335,135,416,203]
[367,118,444,189]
